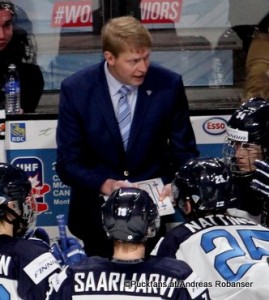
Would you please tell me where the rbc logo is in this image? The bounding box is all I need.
[10,123,26,143]
[203,117,227,135]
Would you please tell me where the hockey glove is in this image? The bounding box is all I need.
[51,237,86,266]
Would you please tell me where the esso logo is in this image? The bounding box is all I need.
[203,117,227,135]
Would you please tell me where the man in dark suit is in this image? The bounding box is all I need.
[56,16,198,257]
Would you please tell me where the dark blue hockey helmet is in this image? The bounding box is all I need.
[0,163,36,236]
[224,97,269,176]
[226,97,269,147]
[173,158,235,214]
[101,187,160,243]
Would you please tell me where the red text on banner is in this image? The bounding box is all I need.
[51,1,93,28]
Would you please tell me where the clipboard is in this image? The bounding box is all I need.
[135,178,175,216]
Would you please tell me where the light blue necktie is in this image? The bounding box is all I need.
[117,85,131,150]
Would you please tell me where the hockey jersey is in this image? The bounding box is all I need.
[46,255,210,299]
[0,234,61,299]
[155,213,269,300]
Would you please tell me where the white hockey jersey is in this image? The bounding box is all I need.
[155,213,269,300]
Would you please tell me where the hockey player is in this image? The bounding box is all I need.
[46,187,210,300]
[223,97,269,224]
[0,163,62,299]
[155,157,269,300]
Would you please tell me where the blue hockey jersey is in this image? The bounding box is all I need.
[0,234,61,299]
[47,255,210,299]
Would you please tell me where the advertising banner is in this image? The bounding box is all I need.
[51,0,93,28]
[140,0,182,24]
[5,120,69,230]
[191,115,230,158]
[13,0,232,34]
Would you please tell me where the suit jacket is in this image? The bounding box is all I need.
[56,61,198,240]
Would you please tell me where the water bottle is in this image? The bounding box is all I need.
[5,64,21,114]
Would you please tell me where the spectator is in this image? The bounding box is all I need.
[0,0,44,113]
[243,14,269,100]
[0,162,61,299]
[47,187,210,300]
[223,97,269,222]
[56,16,198,257]
[155,157,269,300]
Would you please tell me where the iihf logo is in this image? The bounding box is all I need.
[12,157,50,214]
[10,122,26,143]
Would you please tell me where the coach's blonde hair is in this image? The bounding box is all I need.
[101,16,152,57]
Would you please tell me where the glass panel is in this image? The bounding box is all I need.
[10,0,269,110]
